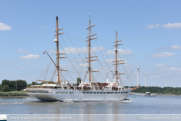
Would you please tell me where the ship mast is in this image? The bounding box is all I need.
[36,16,66,85]
[113,31,125,84]
[55,16,65,85]
[86,15,98,84]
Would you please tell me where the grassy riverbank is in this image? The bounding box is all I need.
[132,86,181,95]
[130,92,179,96]
[0,91,28,96]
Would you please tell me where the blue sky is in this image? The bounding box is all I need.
[0,0,181,87]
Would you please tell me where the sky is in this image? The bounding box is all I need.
[0,0,181,87]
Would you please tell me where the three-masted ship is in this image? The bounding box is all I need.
[26,16,131,102]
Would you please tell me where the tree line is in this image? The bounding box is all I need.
[0,79,27,92]
[0,77,82,92]
[132,86,181,95]
[0,79,44,92]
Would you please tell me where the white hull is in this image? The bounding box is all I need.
[27,89,131,102]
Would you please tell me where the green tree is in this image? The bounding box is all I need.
[1,79,27,91]
[28,83,32,87]
[16,80,27,91]
[77,78,81,85]
[2,79,10,86]
[31,82,38,85]
[9,80,16,91]
[2,85,9,92]
[39,82,46,85]
[132,86,181,95]
[48,81,55,84]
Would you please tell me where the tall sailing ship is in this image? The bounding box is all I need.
[26,16,132,102]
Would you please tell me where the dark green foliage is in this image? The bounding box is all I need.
[39,82,46,85]
[31,82,39,85]
[130,86,137,88]
[1,79,27,92]
[0,84,1,91]
[16,80,27,91]
[48,81,55,84]
[0,92,28,96]
[124,86,129,88]
[132,86,181,95]
[28,82,43,87]
[77,78,81,85]
[2,85,9,92]
[2,79,10,87]
[27,84,31,87]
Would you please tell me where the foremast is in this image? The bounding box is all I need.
[113,31,125,84]
[36,16,66,86]
[86,16,98,85]
[55,16,66,85]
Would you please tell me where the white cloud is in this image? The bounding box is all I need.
[163,23,181,28]
[163,67,181,71]
[79,63,88,67]
[147,23,181,29]
[106,49,133,55]
[18,49,30,53]
[171,45,181,50]
[50,47,104,54]
[92,47,104,52]
[19,54,40,59]
[157,45,181,50]
[152,52,175,58]
[76,59,83,62]
[155,64,165,67]
[105,59,114,63]
[0,23,12,31]
[147,24,160,28]
[156,46,170,50]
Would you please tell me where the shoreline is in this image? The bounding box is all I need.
[1,92,180,97]
[0,92,28,96]
[131,92,181,96]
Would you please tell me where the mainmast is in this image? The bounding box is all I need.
[86,16,98,84]
[55,16,65,85]
[113,31,125,84]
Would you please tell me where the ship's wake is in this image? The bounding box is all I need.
[121,99,132,102]
[0,102,25,105]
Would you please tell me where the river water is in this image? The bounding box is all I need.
[0,94,181,121]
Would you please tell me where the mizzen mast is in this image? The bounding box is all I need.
[113,31,125,84]
[86,15,98,84]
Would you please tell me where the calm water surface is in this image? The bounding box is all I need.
[0,94,181,121]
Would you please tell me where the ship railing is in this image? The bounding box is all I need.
[82,90,129,94]
[26,87,57,89]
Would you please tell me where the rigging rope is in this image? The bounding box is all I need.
[91,48,109,81]
[59,42,82,79]
[91,30,112,74]
[58,20,84,62]
[118,52,136,86]
[117,33,137,81]
[59,36,83,77]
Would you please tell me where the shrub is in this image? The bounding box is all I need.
[2,85,9,92]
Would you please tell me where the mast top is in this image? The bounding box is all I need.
[89,13,91,20]
[56,16,58,20]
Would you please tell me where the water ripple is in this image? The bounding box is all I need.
[0,102,25,105]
